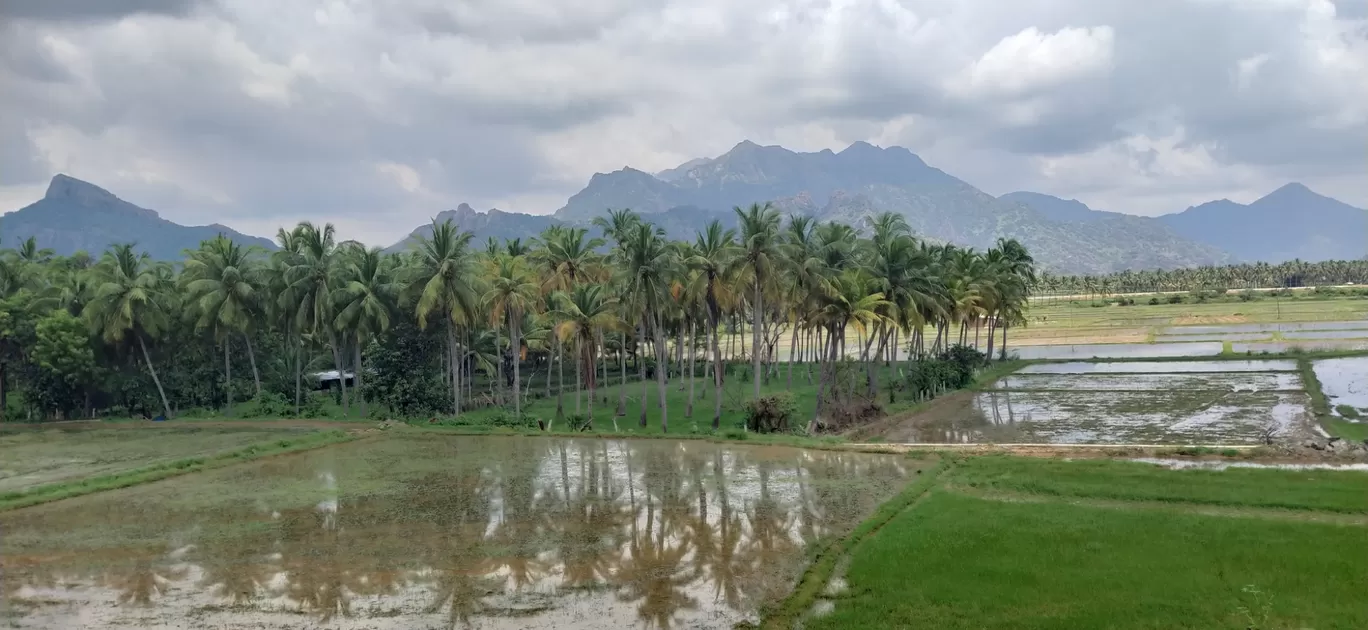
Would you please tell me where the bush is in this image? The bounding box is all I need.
[1148,297,1161,305]
[744,393,797,433]
[238,392,292,418]
[564,413,593,431]
[1167,294,1185,304]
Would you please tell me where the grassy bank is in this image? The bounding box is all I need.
[0,429,356,512]
[793,454,1368,629]
[1297,356,1368,441]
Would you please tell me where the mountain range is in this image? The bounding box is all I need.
[3,142,1364,273]
[0,175,275,260]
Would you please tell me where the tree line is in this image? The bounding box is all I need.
[0,204,1035,428]
[1040,259,1368,297]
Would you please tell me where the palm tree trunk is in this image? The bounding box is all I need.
[223,337,232,415]
[867,327,888,398]
[618,334,627,417]
[686,320,696,419]
[494,326,506,407]
[575,336,583,415]
[138,333,172,419]
[637,320,649,428]
[653,309,669,433]
[294,340,301,416]
[331,336,348,417]
[709,310,724,430]
[556,338,566,421]
[447,326,458,415]
[354,338,366,418]
[511,314,522,419]
[751,280,762,398]
[243,333,262,398]
[985,314,996,362]
[786,326,797,390]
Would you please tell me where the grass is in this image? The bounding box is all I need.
[797,455,1368,630]
[807,491,1368,629]
[1297,356,1368,441]
[755,455,948,630]
[948,455,1368,514]
[0,429,355,512]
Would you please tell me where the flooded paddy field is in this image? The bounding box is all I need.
[0,435,912,629]
[1233,340,1368,354]
[884,360,1313,445]
[1010,342,1222,360]
[1158,320,1368,335]
[1152,332,1272,343]
[1019,360,1299,374]
[0,426,315,493]
[1312,357,1368,418]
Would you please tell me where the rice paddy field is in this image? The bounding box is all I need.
[0,427,1364,628]
[0,425,317,492]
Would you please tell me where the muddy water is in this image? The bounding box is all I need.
[1233,340,1368,354]
[1152,332,1272,343]
[1161,321,1368,335]
[1312,357,1368,416]
[890,390,1311,445]
[1282,330,1368,340]
[1018,360,1298,374]
[0,436,910,629]
[994,372,1304,392]
[1009,342,1222,360]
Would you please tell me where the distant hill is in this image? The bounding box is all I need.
[1156,183,1368,263]
[386,203,559,253]
[536,140,1233,274]
[999,192,1234,270]
[0,175,275,259]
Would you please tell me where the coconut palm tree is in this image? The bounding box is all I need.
[550,284,619,429]
[733,202,782,396]
[483,254,540,420]
[181,235,264,411]
[281,222,351,415]
[334,245,399,418]
[84,244,174,419]
[408,220,480,416]
[685,220,738,430]
[619,222,676,432]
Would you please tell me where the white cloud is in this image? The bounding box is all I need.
[956,26,1115,98]
[0,0,1364,246]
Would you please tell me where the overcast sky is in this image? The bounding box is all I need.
[1,0,1365,245]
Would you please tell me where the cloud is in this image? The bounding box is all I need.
[0,0,1364,245]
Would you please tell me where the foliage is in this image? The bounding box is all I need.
[744,392,798,433]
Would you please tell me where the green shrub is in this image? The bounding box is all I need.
[744,393,797,433]
[1148,297,1161,305]
[564,413,592,431]
[238,392,292,418]
[1167,294,1185,304]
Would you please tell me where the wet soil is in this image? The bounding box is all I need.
[0,435,908,629]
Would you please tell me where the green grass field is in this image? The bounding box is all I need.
[790,456,1368,630]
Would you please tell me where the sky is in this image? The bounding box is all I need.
[1,0,1365,246]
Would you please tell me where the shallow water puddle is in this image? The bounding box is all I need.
[994,372,1303,392]
[1160,320,1368,335]
[1010,342,1222,360]
[1311,357,1368,417]
[1233,340,1368,354]
[1018,360,1298,374]
[0,436,909,629]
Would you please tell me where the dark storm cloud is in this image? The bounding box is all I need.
[0,0,203,21]
[0,0,1363,242]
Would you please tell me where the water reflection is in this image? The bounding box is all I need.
[0,437,909,629]
[1009,342,1222,360]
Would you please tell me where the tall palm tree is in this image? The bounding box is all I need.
[483,255,540,420]
[408,220,480,416]
[685,220,737,430]
[182,235,263,411]
[84,244,173,419]
[620,222,676,432]
[282,222,350,415]
[733,202,782,397]
[334,245,399,418]
[550,284,618,429]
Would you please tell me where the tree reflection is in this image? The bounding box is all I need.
[102,545,186,606]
